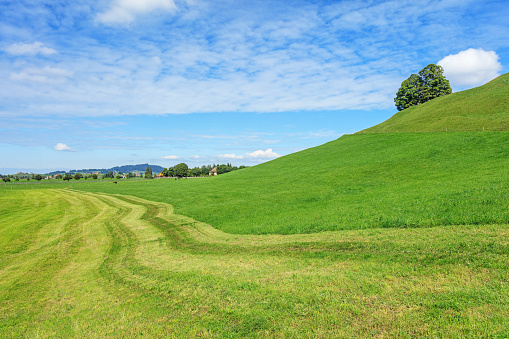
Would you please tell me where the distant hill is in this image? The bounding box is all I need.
[47,163,164,175]
[109,164,164,174]
[361,72,509,133]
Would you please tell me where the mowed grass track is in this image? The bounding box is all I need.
[1,189,509,337]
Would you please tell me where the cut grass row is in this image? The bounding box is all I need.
[1,189,508,337]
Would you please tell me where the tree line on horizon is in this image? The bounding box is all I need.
[1,171,139,182]
[156,163,247,178]
[1,163,248,182]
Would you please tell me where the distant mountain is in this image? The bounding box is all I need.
[109,164,164,174]
[47,163,164,175]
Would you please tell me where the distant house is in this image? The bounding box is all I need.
[209,167,217,176]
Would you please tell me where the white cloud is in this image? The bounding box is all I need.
[2,1,505,119]
[218,149,281,161]
[246,149,281,160]
[161,155,180,159]
[438,48,503,89]
[54,143,76,152]
[97,0,177,25]
[4,42,57,56]
[10,66,73,84]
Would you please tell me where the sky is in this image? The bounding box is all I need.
[1,0,508,174]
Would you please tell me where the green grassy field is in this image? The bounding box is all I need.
[66,132,509,235]
[1,188,508,337]
[2,73,509,337]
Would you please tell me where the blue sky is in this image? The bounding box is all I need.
[1,0,508,174]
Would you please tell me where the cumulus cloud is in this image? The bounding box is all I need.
[161,155,179,159]
[97,0,177,25]
[438,48,502,89]
[4,42,57,56]
[218,149,281,161]
[54,143,76,152]
[246,149,281,159]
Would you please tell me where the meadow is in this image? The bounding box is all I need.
[71,132,509,235]
[2,74,509,337]
[1,188,508,337]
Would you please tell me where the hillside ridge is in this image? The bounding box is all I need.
[361,72,509,133]
[75,72,509,234]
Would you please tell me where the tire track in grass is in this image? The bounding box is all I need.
[2,189,509,337]
[63,190,199,337]
[17,189,201,337]
[37,189,126,337]
[77,191,509,337]
[1,189,182,337]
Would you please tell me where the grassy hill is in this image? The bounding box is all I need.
[361,72,509,133]
[2,74,509,337]
[74,131,509,234]
[71,73,509,234]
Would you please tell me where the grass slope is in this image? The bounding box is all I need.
[1,189,508,337]
[3,74,509,337]
[73,132,509,234]
[6,75,508,235]
[362,73,509,133]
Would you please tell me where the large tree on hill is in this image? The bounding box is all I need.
[395,64,452,111]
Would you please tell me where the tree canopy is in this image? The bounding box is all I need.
[174,163,189,178]
[145,166,153,179]
[395,64,452,111]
